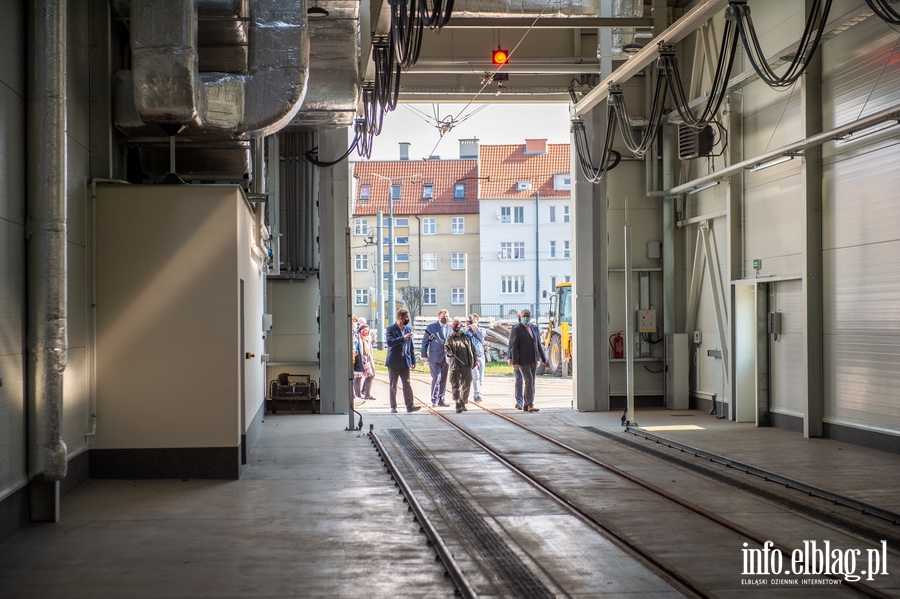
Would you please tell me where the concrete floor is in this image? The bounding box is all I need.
[1,372,899,597]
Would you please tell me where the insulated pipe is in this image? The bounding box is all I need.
[26,0,68,482]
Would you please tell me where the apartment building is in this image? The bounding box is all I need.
[477,140,572,318]
[351,142,481,327]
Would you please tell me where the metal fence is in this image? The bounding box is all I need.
[469,303,552,320]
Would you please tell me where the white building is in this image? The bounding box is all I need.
[477,140,572,319]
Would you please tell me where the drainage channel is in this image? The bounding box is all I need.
[369,428,478,599]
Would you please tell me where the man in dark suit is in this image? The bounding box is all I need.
[421,309,451,407]
[385,309,422,413]
[507,309,547,412]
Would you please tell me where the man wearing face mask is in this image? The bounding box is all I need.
[385,309,421,413]
[444,318,478,413]
[507,309,547,412]
[421,309,451,407]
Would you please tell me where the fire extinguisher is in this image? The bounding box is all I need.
[609,331,624,359]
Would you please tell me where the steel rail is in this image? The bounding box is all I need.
[369,428,478,599]
[405,394,710,599]
[463,401,895,599]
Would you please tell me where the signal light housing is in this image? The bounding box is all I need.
[492,47,509,66]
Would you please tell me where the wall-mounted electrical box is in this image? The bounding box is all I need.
[263,313,273,332]
[638,309,656,333]
[647,241,662,259]
[693,330,702,345]
[768,311,782,335]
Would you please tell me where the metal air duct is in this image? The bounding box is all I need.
[26,0,68,485]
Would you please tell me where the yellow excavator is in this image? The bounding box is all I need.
[543,282,573,376]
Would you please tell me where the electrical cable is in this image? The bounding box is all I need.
[571,103,622,184]
[730,0,833,89]
[866,0,900,25]
[609,67,669,157]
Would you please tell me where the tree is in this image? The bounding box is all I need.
[398,285,423,318]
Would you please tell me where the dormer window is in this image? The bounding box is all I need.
[359,184,371,200]
[391,184,402,200]
[422,184,434,200]
[516,180,532,191]
[454,183,466,199]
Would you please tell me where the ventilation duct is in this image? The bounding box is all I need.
[287,1,360,129]
[678,124,715,160]
[113,0,309,177]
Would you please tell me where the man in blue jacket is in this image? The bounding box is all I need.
[421,309,451,407]
[386,309,422,413]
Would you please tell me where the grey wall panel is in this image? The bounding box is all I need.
[62,347,87,457]
[743,174,804,277]
[66,23,91,152]
[0,218,24,357]
[68,240,87,349]
[67,144,88,247]
[0,353,26,501]
[768,279,804,416]
[823,240,900,336]
[0,0,24,99]
[824,334,900,433]
[0,83,26,226]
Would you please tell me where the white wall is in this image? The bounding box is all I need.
[93,185,253,450]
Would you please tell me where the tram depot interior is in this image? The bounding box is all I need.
[3,0,900,587]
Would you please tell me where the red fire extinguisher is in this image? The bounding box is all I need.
[609,331,624,359]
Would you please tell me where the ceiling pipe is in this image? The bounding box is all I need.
[26,0,69,485]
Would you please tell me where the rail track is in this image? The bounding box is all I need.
[366,378,899,598]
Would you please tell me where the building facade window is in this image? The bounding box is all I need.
[422,184,434,199]
[354,218,369,236]
[451,253,465,270]
[423,288,437,305]
[422,253,437,270]
[395,236,409,246]
[564,241,570,258]
[553,173,572,190]
[395,254,409,262]
[500,241,525,260]
[501,275,525,294]
[549,206,556,223]
[451,287,465,305]
[500,206,525,224]
[422,217,436,235]
[396,271,410,280]
[451,217,464,234]
[550,275,557,289]
[395,218,409,227]
[454,183,465,199]
[355,288,369,306]
[359,184,371,200]
[549,241,556,258]
[391,184,402,200]
[563,205,570,223]
[565,275,571,282]
[354,254,369,271]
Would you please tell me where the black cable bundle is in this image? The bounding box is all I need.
[391,0,424,69]
[730,0,833,89]
[866,0,900,25]
[419,0,454,29]
[572,104,622,184]
[609,68,669,157]
[661,19,739,131]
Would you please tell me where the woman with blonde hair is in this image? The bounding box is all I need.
[353,324,376,399]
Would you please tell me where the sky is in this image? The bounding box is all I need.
[351,103,572,162]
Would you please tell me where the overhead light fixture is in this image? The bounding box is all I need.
[747,154,795,172]
[686,181,720,195]
[622,43,644,54]
[492,47,509,66]
[835,119,900,143]
[308,5,329,17]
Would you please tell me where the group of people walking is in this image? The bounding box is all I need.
[356,308,546,414]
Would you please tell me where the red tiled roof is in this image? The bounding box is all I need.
[479,143,570,199]
[351,159,479,216]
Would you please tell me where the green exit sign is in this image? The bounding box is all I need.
[753,259,761,269]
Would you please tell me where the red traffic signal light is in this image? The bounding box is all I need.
[492,47,509,66]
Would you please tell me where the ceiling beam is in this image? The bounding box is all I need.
[442,17,653,28]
